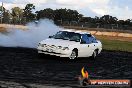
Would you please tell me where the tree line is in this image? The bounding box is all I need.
[0,3,132,30]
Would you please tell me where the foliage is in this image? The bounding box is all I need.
[36,8,54,20]
[11,7,23,24]
[36,8,83,25]
[0,6,11,23]
[0,3,132,31]
[23,4,35,22]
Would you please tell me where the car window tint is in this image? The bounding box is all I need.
[82,34,98,44]
[92,37,97,43]
[82,34,91,44]
[87,34,97,43]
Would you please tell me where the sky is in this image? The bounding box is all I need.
[0,0,132,20]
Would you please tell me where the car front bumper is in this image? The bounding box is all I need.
[37,46,71,57]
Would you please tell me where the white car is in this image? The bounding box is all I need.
[37,30,102,59]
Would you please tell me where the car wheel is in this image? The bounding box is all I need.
[91,50,97,59]
[69,50,77,60]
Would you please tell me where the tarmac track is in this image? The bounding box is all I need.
[0,47,131,88]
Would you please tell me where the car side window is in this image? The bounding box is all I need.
[87,34,97,43]
[81,34,90,44]
[92,37,98,43]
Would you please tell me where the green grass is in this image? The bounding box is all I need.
[100,39,132,52]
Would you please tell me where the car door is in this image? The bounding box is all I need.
[87,35,98,51]
[78,34,94,57]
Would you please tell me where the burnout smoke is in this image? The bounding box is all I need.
[0,19,60,48]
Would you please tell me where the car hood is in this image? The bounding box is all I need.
[40,38,78,47]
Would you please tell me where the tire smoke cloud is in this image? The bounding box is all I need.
[0,19,60,48]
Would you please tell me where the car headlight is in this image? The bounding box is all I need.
[58,46,62,49]
[42,44,46,47]
[62,47,69,50]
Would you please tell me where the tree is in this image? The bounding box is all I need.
[124,19,131,25]
[23,4,35,22]
[3,10,12,23]
[54,8,67,23]
[54,9,83,24]
[0,6,12,23]
[36,8,83,25]
[0,6,5,23]
[0,6,5,13]
[80,17,94,23]
[100,15,118,24]
[66,9,83,23]
[11,7,23,24]
[36,8,54,20]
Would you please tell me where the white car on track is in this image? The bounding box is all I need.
[37,30,102,59]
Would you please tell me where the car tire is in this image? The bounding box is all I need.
[69,50,77,60]
[91,50,97,59]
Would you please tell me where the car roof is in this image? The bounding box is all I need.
[61,29,91,34]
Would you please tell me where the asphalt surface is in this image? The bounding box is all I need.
[0,47,131,88]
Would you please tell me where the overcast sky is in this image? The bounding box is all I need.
[0,0,132,20]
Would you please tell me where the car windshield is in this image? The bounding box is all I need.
[53,31,81,42]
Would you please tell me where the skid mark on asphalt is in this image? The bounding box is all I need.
[0,47,131,87]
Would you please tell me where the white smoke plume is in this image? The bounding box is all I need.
[0,19,61,48]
